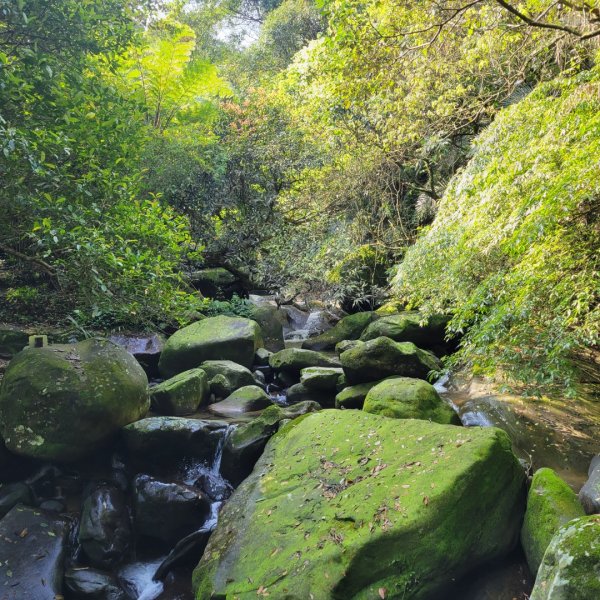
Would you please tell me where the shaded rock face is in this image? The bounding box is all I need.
[199,360,257,399]
[579,454,600,514]
[521,468,585,575]
[302,312,377,351]
[207,385,273,417]
[188,267,242,299]
[286,382,335,408]
[133,475,211,544]
[0,326,28,358]
[0,482,32,518]
[0,338,149,461]
[64,567,128,600]
[335,381,380,410]
[360,311,451,351]
[122,417,229,465]
[249,304,286,352]
[78,486,132,569]
[300,367,344,391]
[269,348,340,375]
[108,333,165,378]
[194,411,525,600]
[150,368,209,416]
[363,376,459,424]
[340,336,441,384]
[530,515,600,600]
[158,316,263,377]
[0,505,69,600]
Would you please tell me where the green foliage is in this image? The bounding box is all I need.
[393,64,600,391]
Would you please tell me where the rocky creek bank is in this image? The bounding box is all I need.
[0,311,598,599]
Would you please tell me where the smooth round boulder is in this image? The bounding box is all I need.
[199,360,257,398]
[158,316,262,378]
[207,386,273,417]
[530,515,600,599]
[521,468,585,575]
[0,339,149,461]
[363,376,459,424]
[150,368,208,416]
[340,336,441,384]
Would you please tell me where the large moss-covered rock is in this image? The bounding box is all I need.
[340,336,441,384]
[302,312,377,351]
[150,368,208,416]
[521,468,585,575]
[159,316,262,377]
[530,515,600,599]
[363,376,459,424]
[199,360,257,398]
[269,348,340,375]
[0,339,149,461]
[249,304,286,351]
[208,386,273,417]
[360,311,450,351]
[335,381,380,410]
[300,366,344,391]
[194,411,525,599]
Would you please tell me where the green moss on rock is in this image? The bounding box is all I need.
[521,468,585,575]
[158,316,263,378]
[269,348,340,375]
[530,515,600,600]
[208,385,273,417]
[335,381,381,409]
[300,367,344,391]
[199,360,256,398]
[363,376,459,424]
[150,368,208,416]
[302,312,377,351]
[194,411,525,599]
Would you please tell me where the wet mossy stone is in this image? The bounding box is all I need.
[300,366,344,391]
[158,316,263,378]
[521,468,585,575]
[269,348,340,375]
[302,312,377,351]
[150,368,209,416]
[530,515,600,600]
[194,411,525,600]
[208,385,273,417]
[335,381,381,410]
[199,360,256,398]
[360,311,450,351]
[340,336,441,384]
[363,376,459,424]
[65,568,127,600]
[0,339,149,461]
[335,339,363,355]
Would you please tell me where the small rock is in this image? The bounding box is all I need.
[208,385,273,417]
[200,360,256,398]
[64,567,128,600]
[335,381,381,410]
[269,348,340,375]
[300,367,344,391]
[150,368,209,416]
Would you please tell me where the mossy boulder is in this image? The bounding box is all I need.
[363,377,459,424]
[300,367,344,391]
[521,468,585,575]
[0,326,29,358]
[208,386,273,417]
[286,382,335,408]
[199,360,257,398]
[340,336,441,384]
[0,339,149,461]
[335,339,363,355]
[530,515,600,600]
[188,267,241,299]
[335,381,381,410]
[269,348,340,375]
[150,368,208,416]
[158,316,262,378]
[254,347,273,367]
[249,305,286,351]
[194,411,525,599]
[360,311,450,351]
[302,312,377,351]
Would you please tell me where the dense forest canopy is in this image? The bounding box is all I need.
[0,0,598,391]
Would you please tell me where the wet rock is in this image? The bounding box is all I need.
[340,336,441,384]
[108,333,165,378]
[25,464,62,501]
[64,567,127,600]
[286,382,335,408]
[521,467,585,575]
[252,369,266,386]
[0,326,28,358]
[530,515,600,599]
[199,360,256,398]
[133,475,211,544]
[249,304,286,351]
[0,505,69,599]
[300,366,344,391]
[302,312,377,351]
[194,471,233,502]
[194,411,525,599]
[207,385,273,417]
[254,348,272,367]
[158,316,263,377]
[275,370,298,388]
[78,486,132,568]
[335,381,380,410]
[579,454,600,514]
[39,499,65,512]
[0,338,149,461]
[150,368,209,416]
[360,311,451,351]
[155,528,214,580]
[0,482,32,518]
[269,348,340,375]
[363,376,459,424]
[335,339,362,355]
[280,401,322,419]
